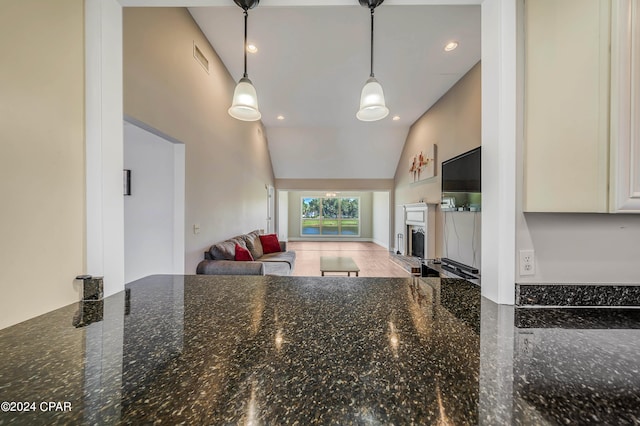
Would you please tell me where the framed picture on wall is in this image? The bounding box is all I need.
[409,144,437,182]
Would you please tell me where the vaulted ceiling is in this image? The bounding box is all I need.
[189,4,480,179]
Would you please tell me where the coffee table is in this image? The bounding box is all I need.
[320,256,360,277]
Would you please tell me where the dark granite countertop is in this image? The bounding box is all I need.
[1,275,639,425]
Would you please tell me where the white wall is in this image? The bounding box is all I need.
[124,122,185,283]
[372,192,390,249]
[277,190,289,242]
[517,214,640,284]
[442,211,481,269]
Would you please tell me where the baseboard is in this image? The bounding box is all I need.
[371,239,389,250]
[288,237,374,242]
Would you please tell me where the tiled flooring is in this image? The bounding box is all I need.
[288,241,409,277]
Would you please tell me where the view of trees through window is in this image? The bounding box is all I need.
[301,197,359,235]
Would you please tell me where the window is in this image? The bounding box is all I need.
[301,197,360,236]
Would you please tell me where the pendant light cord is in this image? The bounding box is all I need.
[370,7,375,78]
[243,9,249,78]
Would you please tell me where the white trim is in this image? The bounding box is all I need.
[173,144,186,275]
[480,0,517,304]
[289,237,372,242]
[266,184,275,234]
[85,0,124,297]
[85,0,103,278]
[300,196,361,237]
[610,0,640,212]
[404,202,429,227]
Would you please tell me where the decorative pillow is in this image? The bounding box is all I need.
[234,243,254,261]
[211,238,243,260]
[259,234,281,254]
[243,230,264,259]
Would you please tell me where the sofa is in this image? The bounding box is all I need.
[196,230,296,276]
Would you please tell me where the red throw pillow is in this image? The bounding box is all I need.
[234,244,254,261]
[259,234,281,254]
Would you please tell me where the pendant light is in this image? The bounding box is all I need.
[228,0,261,121]
[357,0,389,122]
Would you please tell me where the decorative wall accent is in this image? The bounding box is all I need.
[409,144,436,182]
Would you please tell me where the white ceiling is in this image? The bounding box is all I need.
[189,4,480,180]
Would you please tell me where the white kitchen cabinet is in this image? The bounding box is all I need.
[524,0,611,213]
[610,0,640,213]
[524,0,640,214]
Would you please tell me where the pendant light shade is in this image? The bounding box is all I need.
[357,77,389,121]
[229,77,261,121]
[357,0,388,122]
[229,0,261,122]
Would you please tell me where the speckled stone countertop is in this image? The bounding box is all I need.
[1,275,639,425]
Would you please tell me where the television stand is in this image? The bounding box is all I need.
[441,258,479,274]
[432,258,480,284]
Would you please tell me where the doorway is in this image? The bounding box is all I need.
[123,120,185,283]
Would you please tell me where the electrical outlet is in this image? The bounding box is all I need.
[517,331,537,358]
[519,249,535,276]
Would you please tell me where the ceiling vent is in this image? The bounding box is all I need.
[193,42,209,74]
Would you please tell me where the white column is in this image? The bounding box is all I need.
[481,0,518,304]
[174,144,186,274]
[85,0,125,297]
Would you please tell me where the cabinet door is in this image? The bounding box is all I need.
[610,0,640,213]
[524,0,610,212]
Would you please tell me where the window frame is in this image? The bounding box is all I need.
[300,196,360,237]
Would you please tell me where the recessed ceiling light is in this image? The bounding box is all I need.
[444,41,459,52]
[247,44,258,53]
[277,115,285,120]
[392,115,400,121]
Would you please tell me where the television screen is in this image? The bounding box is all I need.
[441,147,481,192]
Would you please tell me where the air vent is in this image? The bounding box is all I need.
[193,42,209,74]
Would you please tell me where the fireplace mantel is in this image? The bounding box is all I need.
[403,203,436,259]
[404,202,429,227]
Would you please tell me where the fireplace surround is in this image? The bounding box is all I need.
[403,203,435,260]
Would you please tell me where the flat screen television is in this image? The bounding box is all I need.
[441,147,481,193]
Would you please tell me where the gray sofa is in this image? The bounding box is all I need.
[196,230,296,276]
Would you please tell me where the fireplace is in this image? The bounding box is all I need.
[403,203,435,260]
[411,227,425,258]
